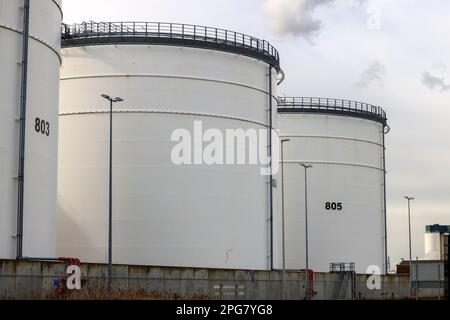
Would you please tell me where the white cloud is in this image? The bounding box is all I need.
[422,71,450,92]
[431,63,447,72]
[355,61,386,88]
[263,0,367,42]
[264,0,332,41]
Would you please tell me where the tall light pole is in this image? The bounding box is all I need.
[280,139,290,300]
[404,196,415,297]
[101,94,124,292]
[300,163,313,300]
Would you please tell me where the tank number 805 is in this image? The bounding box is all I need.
[325,202,343,211]
[35,117,50,136]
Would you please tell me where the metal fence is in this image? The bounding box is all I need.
[277,97,387,124]
[2,259,446,300]
[408,261,447,300]
[60,21,280,70]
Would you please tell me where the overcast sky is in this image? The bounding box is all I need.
[62,0,450,270]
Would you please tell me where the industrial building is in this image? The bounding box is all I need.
[396,225,449,298]
[1,0,395,283]
[424,224,450,261]
[55,21,390,273]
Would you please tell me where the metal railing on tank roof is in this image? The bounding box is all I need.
[61,21,280,70]
[277,97,387,125]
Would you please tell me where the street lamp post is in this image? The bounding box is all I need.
[300,163,313,300]
[404,196,415,297]
[280,139,290,300]
[101,94,124,293]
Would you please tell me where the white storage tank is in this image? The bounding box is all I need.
[424,225,450,260]
[425,233,443,261]
[0,0,61,259]
[57,22,280,270]
[275,97,388,274]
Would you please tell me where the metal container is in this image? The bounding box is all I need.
[57,22,280,269]
[0,0,62,258]
[275,97,388,274]
[425,232,443,260]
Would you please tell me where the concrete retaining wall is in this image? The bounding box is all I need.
[0,259,443,300]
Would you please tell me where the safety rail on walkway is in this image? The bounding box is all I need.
[61,21,281,70]
[278,97,387,125]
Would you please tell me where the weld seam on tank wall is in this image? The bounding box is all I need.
[59,110,270,128]
[278,111,386,126]
[282,160,384,172]
[50,0,63,19]
[0,25,62,64]
[60,74,278,99]
[60,43,279,71]
[279,135,383,147]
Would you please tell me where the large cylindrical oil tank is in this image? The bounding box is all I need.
[274,97,388,274]
[0,0,61,258]
[57,22,280,270]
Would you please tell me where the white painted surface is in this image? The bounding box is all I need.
[274,113,386,273]
[0,0,61,258]
[57,44,277,270]
[424,233,443,260]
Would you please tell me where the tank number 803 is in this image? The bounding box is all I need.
[325,202,343,211]
[35,117,50,136]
